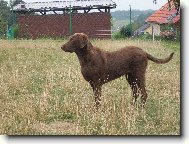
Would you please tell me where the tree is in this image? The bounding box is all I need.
[120,24,133,38]
[11,0,25,7]
[0,0,10,20]
[0,16,8,38]
[0,0,10,38]
[153,0,180,13]
[8,0,25,28]
[0,0,24,38]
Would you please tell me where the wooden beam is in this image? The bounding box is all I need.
[13,4,116,15]
[152,25,155,41]
[53,10,57,14]
[98,8,103,12]
[39,11,44,15]
[84,8,91,13]
[39,10,46,15]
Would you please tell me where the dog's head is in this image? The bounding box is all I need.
[61,33,90,53]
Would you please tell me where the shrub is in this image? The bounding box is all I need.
[12,24,19,38]
[160,30,176,40]
[120,24,133,38]
[137,33,152,40]
[112,32,125,39]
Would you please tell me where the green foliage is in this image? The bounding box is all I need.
[0,0,22,39]
[175,30,180,41]
[136,33,152,40]
[12,0,25,6]
[112,32,125,39]
[159,25,180,41]
[12,24,19,38]
[135,33,180,42]
[0,0,10,38]
[161,24,173,31]
[7,12,17,27]
[0,16,7,38]
[112,24,133,39]
[120,24,133,38]
[113,24,133,39]
[0,0,10,20]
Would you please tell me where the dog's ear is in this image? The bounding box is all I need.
[79,33,88,48]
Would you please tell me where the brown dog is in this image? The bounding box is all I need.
[61,33,174,109]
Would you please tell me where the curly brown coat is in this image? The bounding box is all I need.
[61,33,174,109]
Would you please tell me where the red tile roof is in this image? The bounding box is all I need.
[172,14,180,23]
[146,1,180,24]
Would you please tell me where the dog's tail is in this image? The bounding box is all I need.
[147,52,174,64]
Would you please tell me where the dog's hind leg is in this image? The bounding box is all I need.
[126,73,139,105]
[126,71,147,108]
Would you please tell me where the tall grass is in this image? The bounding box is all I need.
[0,39,180,135]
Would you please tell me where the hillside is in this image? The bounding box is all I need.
[111,9,155,31]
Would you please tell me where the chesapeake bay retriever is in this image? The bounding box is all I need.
[61,33,174,109]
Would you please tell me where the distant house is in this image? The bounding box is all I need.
[134,23,150,36]
[145,0,180,36]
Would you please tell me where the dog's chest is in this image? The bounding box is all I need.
[81,63,105,82]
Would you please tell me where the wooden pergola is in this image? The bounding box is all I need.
[12,0,116,15]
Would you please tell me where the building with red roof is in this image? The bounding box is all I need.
[146,1,180,24]
[144,0,180,36]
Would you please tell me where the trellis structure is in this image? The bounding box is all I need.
[12,0,116,39]
[13,0,116,14]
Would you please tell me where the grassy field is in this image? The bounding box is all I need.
[0,39,180,135]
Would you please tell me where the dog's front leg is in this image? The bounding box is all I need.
[90,83,102,110]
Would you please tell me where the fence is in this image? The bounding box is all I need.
[17,12,111,39]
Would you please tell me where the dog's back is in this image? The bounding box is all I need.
[61,33,174,109]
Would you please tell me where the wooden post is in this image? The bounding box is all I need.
[129,5,131,25]
[152,25,155,41]
[69,2,72,35]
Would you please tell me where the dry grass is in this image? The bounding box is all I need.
[0,39,180,135]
